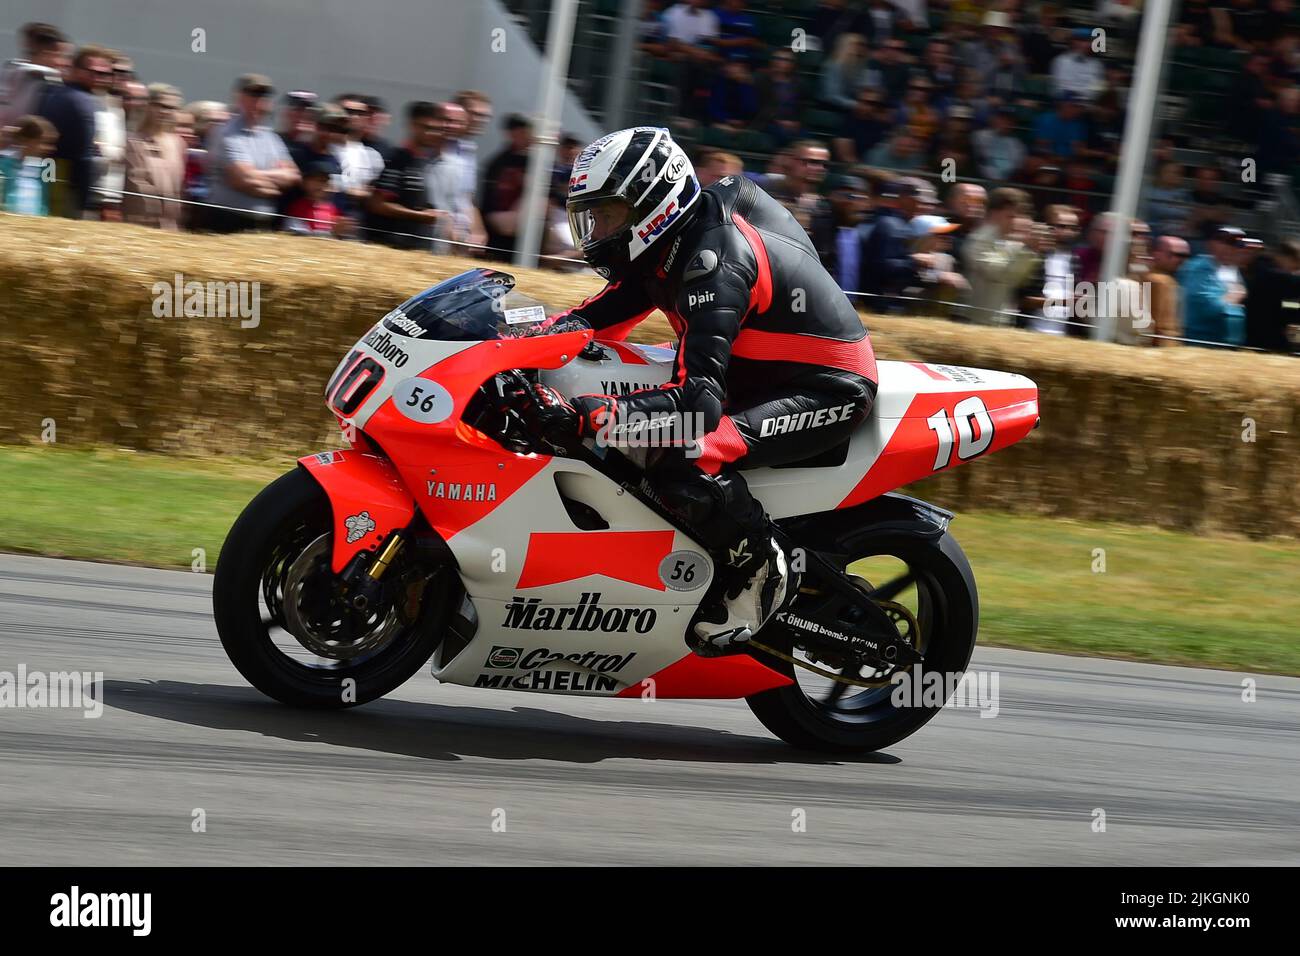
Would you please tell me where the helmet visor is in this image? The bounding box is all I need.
[568,196,635,249]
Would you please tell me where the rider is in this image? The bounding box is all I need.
[521,127,878,655]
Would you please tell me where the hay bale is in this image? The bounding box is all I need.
[1,213,1296,537]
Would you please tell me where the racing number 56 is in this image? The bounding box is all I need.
[404,385,440,414]
[926,396,994,471]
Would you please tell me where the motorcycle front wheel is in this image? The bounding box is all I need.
[212,467,454,708]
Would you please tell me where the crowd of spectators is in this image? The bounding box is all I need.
[628,0,1300,350]
[0,22,583,262]
[2,4,1299,352]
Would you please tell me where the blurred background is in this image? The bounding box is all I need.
[4,0,1300,349]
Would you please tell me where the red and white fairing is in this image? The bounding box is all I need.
[304,319,1037,701]
[544,343,1038,517]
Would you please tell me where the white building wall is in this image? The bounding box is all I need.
[1,0,598,157]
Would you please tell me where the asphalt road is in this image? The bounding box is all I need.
[1,553,1296,866]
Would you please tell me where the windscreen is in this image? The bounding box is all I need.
[378,269,575,341]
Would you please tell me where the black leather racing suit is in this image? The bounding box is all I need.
[556,175,879,563]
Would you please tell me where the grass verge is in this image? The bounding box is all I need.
[2,445,1296,675]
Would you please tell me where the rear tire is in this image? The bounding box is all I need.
[745,531,978,753]
[212,467,453,709]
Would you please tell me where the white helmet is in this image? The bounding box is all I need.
[566,127,700,278]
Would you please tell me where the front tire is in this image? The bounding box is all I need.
[212,467,454,709]
[745,531,978,753]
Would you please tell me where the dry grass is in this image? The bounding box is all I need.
[2,213,1297,537]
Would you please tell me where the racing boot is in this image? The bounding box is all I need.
[692,534,790,657]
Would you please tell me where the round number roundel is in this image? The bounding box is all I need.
[659,550,710,591]
[392,378,454,424]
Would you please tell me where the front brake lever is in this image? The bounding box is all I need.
[492,369,530,414]
[495,369,573,457]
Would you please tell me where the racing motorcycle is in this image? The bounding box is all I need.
[213,269,1039,753]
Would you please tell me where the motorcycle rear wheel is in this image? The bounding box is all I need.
[745,531,978,753]
[212,467,453,709]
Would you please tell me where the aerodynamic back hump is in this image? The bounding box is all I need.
[875,361,1039,416]
[834,360,1040,509]
[747,360,1039,517]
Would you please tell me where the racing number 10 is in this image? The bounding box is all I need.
[926,396,994,471]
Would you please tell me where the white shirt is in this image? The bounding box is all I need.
[425,151,467,253]
[663,5,720,45]
[333,139,384,192]
[453,139,478,198]
[1098,0,1141,23]
[0,63,59,130]
[1033,249,1074,334]
[1051,51,1105,101]
[451,138,478,234]
[94,97,126,202]
[0,57,29,106]
[1217,262,1244,300]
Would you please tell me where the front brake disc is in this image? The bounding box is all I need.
[281,534,402,660]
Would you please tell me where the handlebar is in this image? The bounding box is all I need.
[491,369,561,456]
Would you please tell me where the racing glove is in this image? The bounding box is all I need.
[516,384,614,452]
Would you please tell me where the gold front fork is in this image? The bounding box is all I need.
[366,532,406,581]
